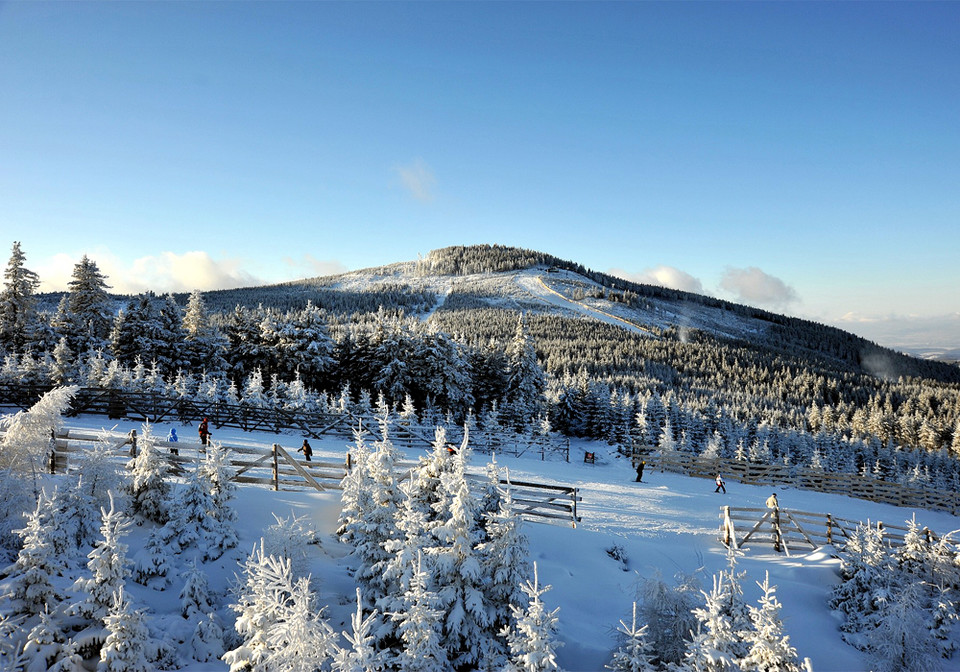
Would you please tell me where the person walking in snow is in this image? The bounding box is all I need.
[297,439,313,462]
[635,460,646,482]
[167,427,179,455]
[766,493,779,509]
[715,473,726,494]
[127,428,138,457]
[198,418,211,448]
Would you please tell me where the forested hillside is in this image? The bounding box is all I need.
[3,242,959,493]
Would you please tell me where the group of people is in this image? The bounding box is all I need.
[635,464,780,509]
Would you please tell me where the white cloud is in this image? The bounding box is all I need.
[719,266,798,309]
[609,265,705,294]
[836,311,960,354]
[37,248,264,295]
[395,158,437,202]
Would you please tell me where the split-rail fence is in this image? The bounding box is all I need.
[23,427,581,527]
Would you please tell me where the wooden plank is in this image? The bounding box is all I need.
[273,444,326,492]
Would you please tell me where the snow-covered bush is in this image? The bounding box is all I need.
[0,385,76,472]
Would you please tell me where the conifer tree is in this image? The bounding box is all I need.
[390,552,448,672]
[63,255,113,355]
[740,573,802,672]
[198,442,239,560]
[0,241,41,352]
[10,490,64,616]
[70,491,132,623]
[503,562,562,672]
[97,586,150,672]
[263,577,338,672]
[606,602,656,672]
[126,423,170,524]
[332,588,384,672]
[179,558,213,619]
[503,313,546,431]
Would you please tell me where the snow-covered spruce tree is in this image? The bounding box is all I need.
[125,423,170,525]
[387,552,448,672]
[0,470,32,562]
[503,562,562,672]
[0,241,41,352]
[62,254,113,356]
[717,549,755,660]
[0,385,77,473]
[867,581,944,672]
[190,612,225,664]
[739,573,802,672]
[97,585,150,672]
[478,468,531,645]
[428,441,495,670]
[69,491,132,624]
[179,557,213,619]
[23,607,72,672]
[263,510,319,580]
[353,409,403,606]
[684,563,753,672]
[54,477,102,562]
[502,313,546,432]
[337,422,374,542]
[263,576,338,672]
[182,289,229,376]
[198,441,239,560]
[9,490,64,616]
[332,587,384,672]
[223,540,293,672]
[606,602,656,672]
[637,570,701,666]
[77,430,128,509]
[829,521,896,643]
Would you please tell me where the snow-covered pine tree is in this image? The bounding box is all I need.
[125,423,170,524]
[23,607,71,672]
[637,570,701,667]
[179,557,213,619]
[69,491,132,623]
[337,422,374,542]
[502,313,546,432]
[684,572,743,672]
[606,602,656,672]
[478,468,531,647]
[223,540,294,672]
[9,490,64,616]
[867,581,943,672]
[503,562,562,672]
[263,510,318,580]
[60,255,113,356]
[0,385,77,473]
[353,409,403,605]
[182,289,229,376]
[389,552,448,672]
[0,241,41,352]
[190,612,225,664]
[97,585,150,672]
[740,573,802,672]
[198,442,239,560]
[263,576,338,672]
[332,588,384,672]
[830,521,896,642]
[428,443,494,670]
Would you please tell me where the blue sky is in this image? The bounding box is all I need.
[1,2,958,352]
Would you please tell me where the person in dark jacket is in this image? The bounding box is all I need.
[298,439,313,462]
[198,418,211,447]
[635,460,646,482]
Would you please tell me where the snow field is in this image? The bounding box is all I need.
[23,415,960,671]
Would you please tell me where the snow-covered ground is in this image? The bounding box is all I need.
[23,414,960,671]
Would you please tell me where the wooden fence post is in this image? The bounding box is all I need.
[773,507,782,553]
[827,514,833,546]
[272,444,279,491]
[345,452,352,471]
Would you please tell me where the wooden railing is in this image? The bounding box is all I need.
[635,450,960,516]
[30,427,581,527]
[721,505,946,555]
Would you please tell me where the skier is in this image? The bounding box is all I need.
[167,427,179,455]
[198,418,211,448]
[766,493,779,509]
[714,473,726,494]
[635,460,645,482]
[297,439,313,462]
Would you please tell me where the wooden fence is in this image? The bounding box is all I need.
[634,450,960,516]
[32,428,581,527]
[721,505,947,555]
